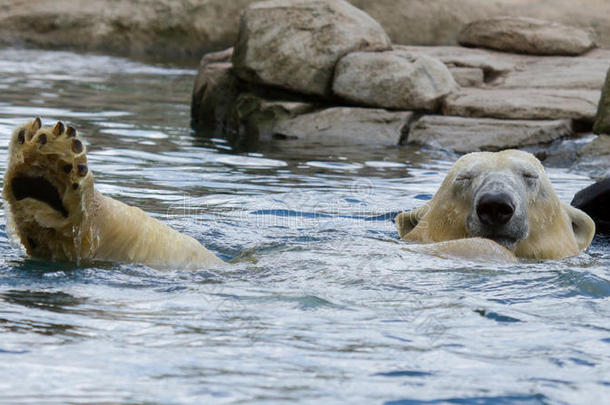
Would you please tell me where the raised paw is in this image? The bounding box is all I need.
[3,118,96,261]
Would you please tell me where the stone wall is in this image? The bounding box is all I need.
[1,0,609,59]
[191,1,610,159]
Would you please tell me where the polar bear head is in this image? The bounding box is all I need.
[397,150,595,260]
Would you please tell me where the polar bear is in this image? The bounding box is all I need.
[396,150,595,261]
[3,118,223,270]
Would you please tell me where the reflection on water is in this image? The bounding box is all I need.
[0,48,609,404]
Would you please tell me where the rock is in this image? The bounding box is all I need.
[226,94,413,146]
[226,93,317,142]
[495,56,610,90]
[524,134,610,178]
[396,45,518,77]
[521,136,593,169]
[443,89,601,123]
[350,0,504,47]
[571,177,610,235]
[576,135,610,178]
[458,17,596,56]
[0,0,258,59]
[594,68,610,135]
[397,46,610,89]
[407,116,573,153]
[191,62,239,130]
[3,0,610,59]
[332,50,458,111]
[199,47,234,65]
[191,49,239,129]
[232,0,391,97]
[449,67,484,87]
[272,107,415,145]
[352,0,610,49]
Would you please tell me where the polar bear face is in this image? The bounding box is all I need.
[455,151,541,251]
[397,150,595,260]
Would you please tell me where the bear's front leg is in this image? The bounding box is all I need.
[3,119,223,270]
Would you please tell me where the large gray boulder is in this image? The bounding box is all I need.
[443,89,601,123]
[272,107,415,146]
[407,116,573,153]
[594,68,610,135]
[458,17,596,56]
[332,50,458,111]
[232,0,391,96]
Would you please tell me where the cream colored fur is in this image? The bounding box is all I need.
[396,150,595,261]
[3,119,223,270]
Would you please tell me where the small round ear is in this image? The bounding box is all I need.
[562,202,595,251]
[395,203,429,238]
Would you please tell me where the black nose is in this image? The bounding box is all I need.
[477,192,515,226]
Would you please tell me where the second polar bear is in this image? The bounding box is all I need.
[396,150,595,261]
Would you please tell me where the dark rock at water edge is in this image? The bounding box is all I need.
[191,62,239,134]
[572,178,610,235]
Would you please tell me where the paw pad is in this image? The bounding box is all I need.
[4,117,94,261]
[7,117,91,217]
[77,164,88,177]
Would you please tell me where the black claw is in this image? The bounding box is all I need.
[53,121,65,136]
[18,129,25,144]
[63,164,72,174]
[72,139,83,153]
[66,126,76,137]
[33,117,41,131]
[38,133,47,145]
[77,164,88,176]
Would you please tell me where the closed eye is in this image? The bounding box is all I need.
[455,175,473,182]
[522,172,539,180]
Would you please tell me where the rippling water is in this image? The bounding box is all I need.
[0,49,609,404]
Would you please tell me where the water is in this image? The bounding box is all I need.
[0,48,609,404]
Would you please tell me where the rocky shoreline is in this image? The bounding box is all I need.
[191,0,610,178]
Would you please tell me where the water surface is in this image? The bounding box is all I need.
[0,49,609,404]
